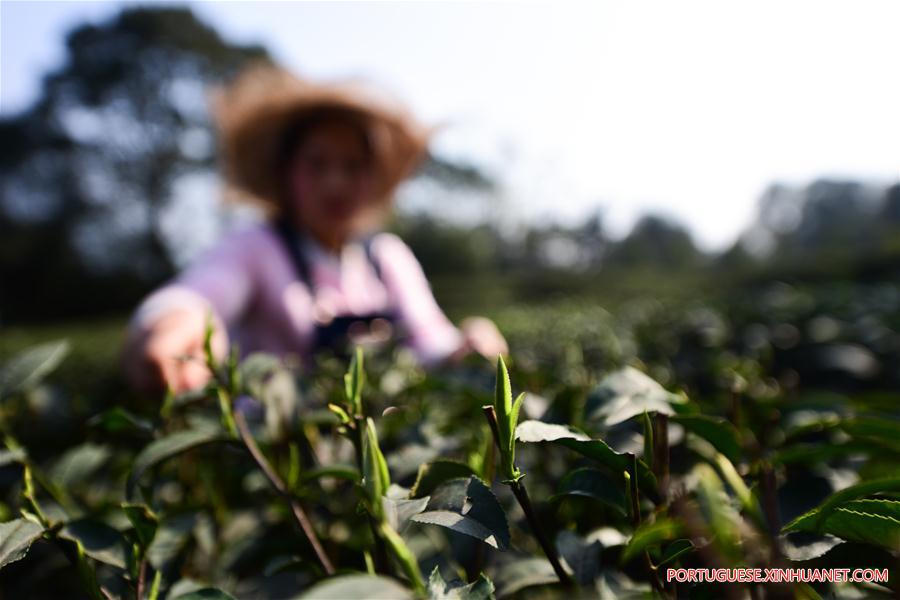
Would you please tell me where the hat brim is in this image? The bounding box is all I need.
[213,64,430,211]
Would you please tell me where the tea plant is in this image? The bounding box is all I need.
[1,285,899,598]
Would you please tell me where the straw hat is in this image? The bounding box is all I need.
[213,63,431,212]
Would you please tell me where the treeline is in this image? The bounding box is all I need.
[398,178,900,278]
[2,6,897,324]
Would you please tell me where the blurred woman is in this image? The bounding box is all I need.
[123,64,506,393]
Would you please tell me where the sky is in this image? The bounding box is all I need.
[2,0,899,250]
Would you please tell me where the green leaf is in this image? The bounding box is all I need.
[378,521,426,595]
[88,407,153,435]
[67,535,104,600]
[263,554,305,576]
[671,414,741,463]
[556,530,600,586]
[127,428,230,499]
[363,418,391,515]
[383,496,430,532]
[494,356,513,449]
[586,366,678,426]
[345,347,365,415]
[411,460,478,499]
[657,539,694,567]
[411,476,510,550]
[782,477,900,533]
[784,498,900,551]
[839,417,900,452]
[428,566,494,599]
[551,467,627,515]
[148,569,162,600]
[49,443,111,488]
[693,464,741,556]
[122,503,159,549]
[772,441,885,466]
[712,453,760,522]
[59,519,128,569]
[172,588,237,600]
[516,420,657,495]
[0,340,69,399]
[327,403,351,425]
[0,448,26,467]
[621,519,682,564]
[516,420,592,444]
[147,512,197,570]
[508,392,525,454]
[493,557,559,597]
[297,574,414,599]
[0,518,44,569]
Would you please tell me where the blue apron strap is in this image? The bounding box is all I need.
[361,234,383,282]
[274,220,313,288]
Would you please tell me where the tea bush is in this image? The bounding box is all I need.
[1,282,898,599]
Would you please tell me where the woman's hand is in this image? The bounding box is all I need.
[456,316,509,361]
[123,310,226,394]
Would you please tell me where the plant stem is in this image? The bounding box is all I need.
[482,406,573,587]
[234,411,335,575]
[136,558,146,600]
[758,463,782,561]
[629,456,641,528]
[483,406,502,452]
[652,414,670,506]
[627,455,666,598]
[509,480,573,586]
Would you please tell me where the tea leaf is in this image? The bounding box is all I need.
[556,530,600,586]
[410,460,478,499]
[551,467,626,515]
[122,503,159,549]
[172,588,238,600]
[0,518,44,569]
[383,495,430,532]
[657,538,694,567]
[127,428,230,499]
[621,519,682,564]
[88,407,153,435]
[411,476,510,550]
[147,512,198,570]
[296,574,414,599]
[363,418,391,515]
[586,366,678,426]
[428,566,494,600]
[50,443,111,488]
[493,557,559,597]
[0,448,26,467]
[509,392,525,454]
[516,420,657,494]
[784,498,900,551]
[783,477,900,532]
[60,519,128,569]
[0,340,69,399]
[672,414,741,463]
[345,347,365,415]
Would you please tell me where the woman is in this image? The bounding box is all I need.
[124,64,507,394]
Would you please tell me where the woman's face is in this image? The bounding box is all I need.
[285,118,380,249]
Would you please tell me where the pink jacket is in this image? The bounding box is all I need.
[132,223,463,364]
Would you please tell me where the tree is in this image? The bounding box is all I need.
[606,215,701,270]
[0,7,268,321]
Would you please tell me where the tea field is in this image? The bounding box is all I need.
[1,278,898,599]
